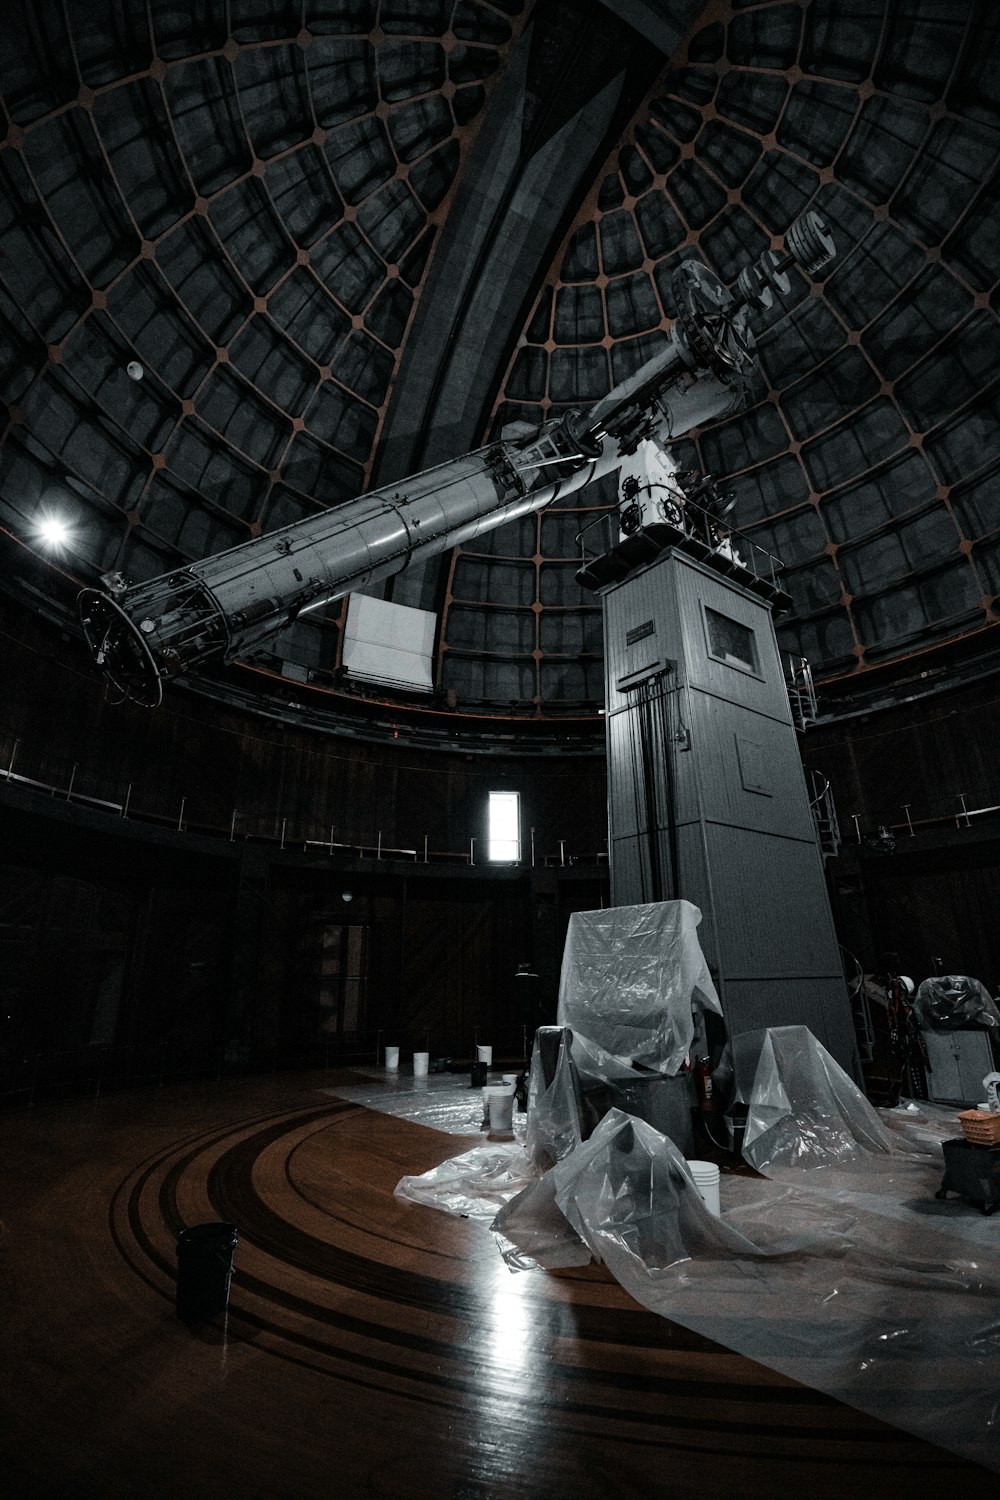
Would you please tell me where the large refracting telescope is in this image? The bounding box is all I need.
[79,213,835,707]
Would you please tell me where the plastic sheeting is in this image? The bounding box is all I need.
[557,899,721,1077]
[497,1102,1000,1474]
[394,1143,538,1222]
[322,1071,522,1138]
[524,1027,584,1169]
[384,1028,1000,1471]
[914,974,1000,1031]
[740,1024,900,1171]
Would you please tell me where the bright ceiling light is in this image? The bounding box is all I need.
[36,516,71,547]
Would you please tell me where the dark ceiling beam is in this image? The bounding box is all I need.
[594,0,709,58]
[371,0,667,612]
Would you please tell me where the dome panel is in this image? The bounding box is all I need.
[836,95,928,206]
[701,404,790,474]
[875,3,966,100]
[781,556,843,615]
[975,534,1000,595]
[952,468,1000,542]
[553,284,604,344]
[861,265,972,384]
[0,159,89,343]
[235,45,313,158]
[894,119,1000,247]
[195,366,291,468]
[265,147,343,248]
[452,557,535,607]
[506,346,547,403]
[715,70,787,135]
[538,659,602,701]
[230,317,318,418]
[93,79,194,240]
[776,80,856,167]
[802,400,911,492]
[156,217,251,343]
[700,205,771,281]
[634,190,685,259]
[445,607,534,653]
[895,312,1000,431]
[746,507,828,568]
[304,383,378,461]
[387,96,454,164]
[598,209,645,275]
[729,455,810,528]
[378,40,446,101]
[23,110,139,288]
[229,0,301,43]
[164,58,252,196]
[823,451,938,543]
[664,158,726,230]
[779,347,880,443]
[323,117,394,202]
[151,1,228,59]
[538,610,602,655]
[924,393,1000,486]
[2,6,79,123]
[727,4,803,72]
[164,420,268,519]
[824,221,924,329]
[441,655,534,703]
[209,179,296,296]
[840,506,963,596]
[465,515,536,556]
[307,39,377,128]
[801,0,886,84]
[309,223,385,313]
[609,329,668,386]
[269,269,351,362]
[853,558,981,650]
[281,430,363,504]
[548,345,609,403]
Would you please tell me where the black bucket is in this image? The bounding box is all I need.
[175,1222,238,1322]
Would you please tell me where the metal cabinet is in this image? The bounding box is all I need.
[922,1028,997,1105]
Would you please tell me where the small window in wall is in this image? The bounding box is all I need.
[488,791,520,862]
[704,606,759,674]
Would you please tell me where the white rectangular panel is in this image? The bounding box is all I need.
[342,594,436,693]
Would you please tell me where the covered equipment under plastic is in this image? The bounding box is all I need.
[557,899,720,1076]
[913,974,1000,1031]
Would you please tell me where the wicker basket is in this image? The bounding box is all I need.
[958,1109,1000,1146]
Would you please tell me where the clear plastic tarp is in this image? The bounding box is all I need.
[557,899,721,1077]
[394,1143,537,1222]
[524,1026,585,1169]
[387,1023,1000,1473]
[739,1024,900,1171]
[914,974,1000,1030]
[321,1071,521,1137]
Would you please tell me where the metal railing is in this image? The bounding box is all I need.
[785,653,819,731]
[575,493,785,594]
[0,730,609,871]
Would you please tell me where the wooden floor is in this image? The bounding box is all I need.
[0,1071,987,1499]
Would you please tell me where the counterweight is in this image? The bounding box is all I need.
[79,212,834,706]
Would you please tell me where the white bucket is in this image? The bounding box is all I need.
[412,1051,429,1078]
[486,1085,515,1133]
[476,1044,493,1065]
[384,1046,400,1071]
[687,1159,721,1217]
[501,1073,519,1085]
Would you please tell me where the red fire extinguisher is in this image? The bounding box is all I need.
[695,1056,716,1113]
